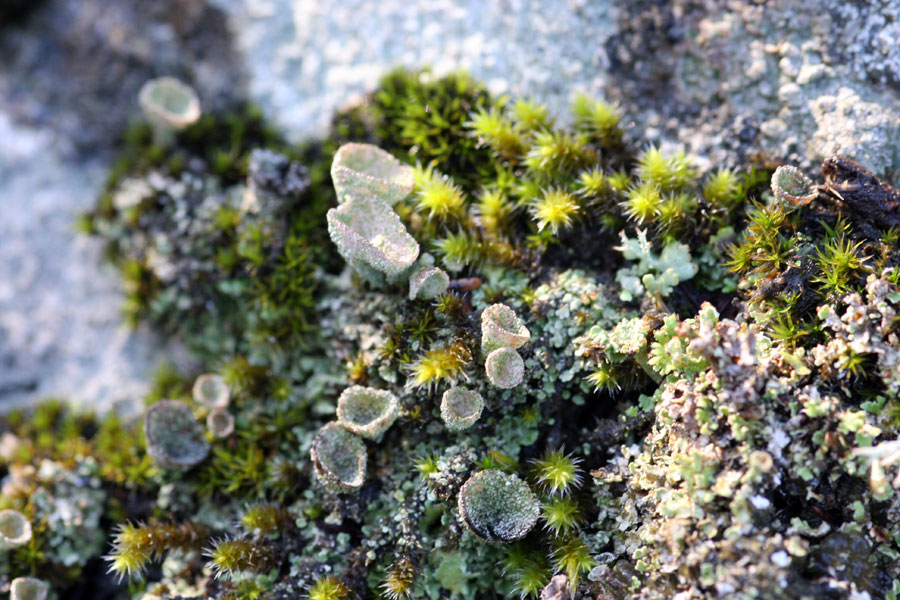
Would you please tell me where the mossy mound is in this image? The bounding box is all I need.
[4,68,900,600]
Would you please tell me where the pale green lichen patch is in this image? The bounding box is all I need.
[458,470,540,542]
[614,229,697,301]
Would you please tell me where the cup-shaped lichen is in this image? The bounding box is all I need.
[485,347,525,389]
[10,578,49,600]
[771,165,817,206]
[311,422,367,492]
[336,385,400,440]
[331,143,415,205]
[0,509,31,548]
[457,470,540,542]
[409,266,450,301]
[481,303,530,355]
[207,407,235,438]
[193,373,230,408]
[138,77,201,144]
[144,400,210,471]
[326,195,420,286]
[440,387,484,431]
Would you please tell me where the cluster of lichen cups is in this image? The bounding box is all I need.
[312,385,400,491]
[482,303,530,389]
[141,373,238,471]
[319,145,549,555]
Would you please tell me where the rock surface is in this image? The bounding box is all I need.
[0,114,187,413]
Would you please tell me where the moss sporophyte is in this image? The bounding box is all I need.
[15,68,900,600]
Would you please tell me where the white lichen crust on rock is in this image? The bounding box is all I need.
[457,469,540,542]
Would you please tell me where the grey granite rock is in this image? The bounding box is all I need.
[0,114,192,414]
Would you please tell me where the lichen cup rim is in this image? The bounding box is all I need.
[481,303,531,354]
[207,407,235,439]
[326,195,420,284]
[192,373,230,408]
[10,577,49,600]
[138,76,202,130]
[311,422,367,492]
[440,387,484,431]
[144,399,210,471]
[0,509,32,548]
[485,347,525,389]
[771,164,817,206]
[336,385,400,440]
[409,266,450,301]
[331,142,415,205]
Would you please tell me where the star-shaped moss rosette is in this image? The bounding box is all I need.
[310,422,367,493]
[440,387,484,431]
[336,385,400,441]
[481,303,531,355]
[458,470,540,542]
[144,400,210,471]
[0,509,32,549]
[326,194,420,286]
[331,143,415,205]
